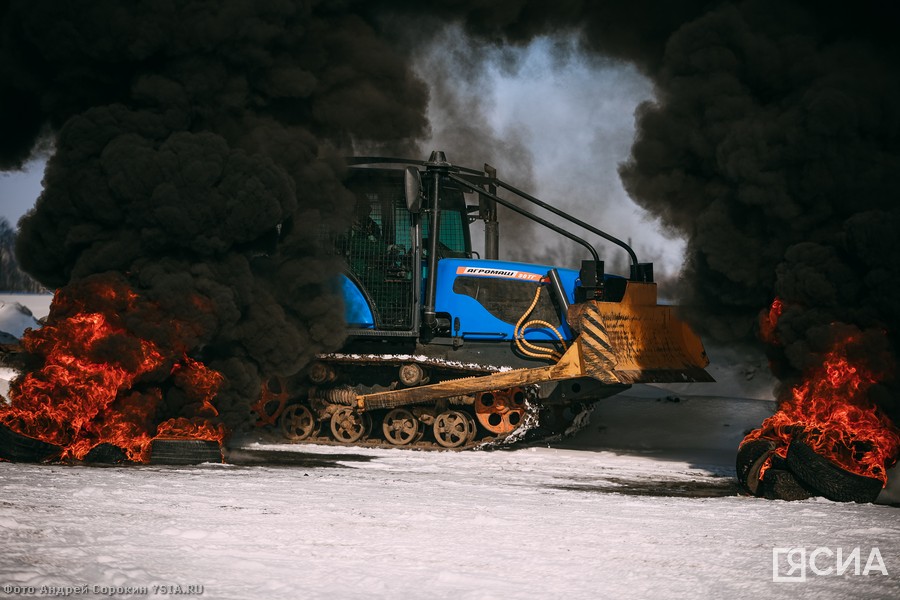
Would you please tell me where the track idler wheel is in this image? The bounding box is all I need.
[252,376,289,427]
[382,408,421,446]
[330,406,371,444]
[279,404,318,442]
[433,410,471,448]
[474,388,526,435]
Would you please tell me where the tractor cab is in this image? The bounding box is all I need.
[339,155,474,334]
[336,151,655,354]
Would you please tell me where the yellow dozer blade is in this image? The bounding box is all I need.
[358,281,711,411]
[567,281,712,385]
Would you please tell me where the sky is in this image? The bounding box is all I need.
[0,158,43,227]
[0,33,686,279]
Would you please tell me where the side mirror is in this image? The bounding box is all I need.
[404,166,423,213]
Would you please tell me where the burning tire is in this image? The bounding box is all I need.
[735,438,778,496]
[786,438,883,503]
[759,469,814,501]
[83,443,127,464]
[149,439,223,465]
[0,424,62,463]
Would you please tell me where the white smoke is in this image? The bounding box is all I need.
[414,28,686,285]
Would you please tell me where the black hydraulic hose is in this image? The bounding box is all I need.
[547,268,570,322]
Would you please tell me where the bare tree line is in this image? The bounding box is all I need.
[0,218,45,293]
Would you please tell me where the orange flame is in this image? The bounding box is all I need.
[0,275,228,462]
[759,297,784,344]
[744,298,900,485]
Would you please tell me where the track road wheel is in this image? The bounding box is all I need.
[433,410,470,448]
[280,404,318,442]
[330,407,371,444]
[465,413,478,444]
[382,409,420,446]
[475,389,526,435]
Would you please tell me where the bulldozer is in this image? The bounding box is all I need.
[262,151,712,449]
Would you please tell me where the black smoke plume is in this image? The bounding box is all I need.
[615,1,900,426]
[0,0,429,429]
[406,0,900,423]
[4,0,900,432]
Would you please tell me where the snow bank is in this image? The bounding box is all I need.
[0,301,38,400]
[0,300,40,340]
[0,300,37,400]
[0,293,52,321]
[0,295,50,400]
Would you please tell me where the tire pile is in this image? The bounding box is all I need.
[0,423,63,463]
[0,424,222,465]
[737,436,884,503]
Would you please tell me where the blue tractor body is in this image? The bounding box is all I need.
[278,152,711,450]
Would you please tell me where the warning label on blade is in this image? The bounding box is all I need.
[455,266,543,281]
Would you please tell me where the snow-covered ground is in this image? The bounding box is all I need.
[2,294,899,599]
[2,425,899,600]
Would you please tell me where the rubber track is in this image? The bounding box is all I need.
[281,431,514,452]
